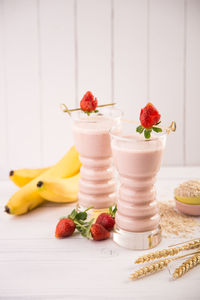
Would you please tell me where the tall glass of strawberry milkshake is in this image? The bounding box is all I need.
[110,121,166,249]
[73,107,121,212]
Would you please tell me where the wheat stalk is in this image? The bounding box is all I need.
[135,239,200,264]
[130,258,173,280]
[131,250,200,280]
[173,253,200,280]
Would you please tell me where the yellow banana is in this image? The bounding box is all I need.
[37,173,80,203]
[5,146,81,215]
[9,167,50,187]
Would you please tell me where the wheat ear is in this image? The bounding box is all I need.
[131,250,200,280]
[173,253,200,279]
[130,258,173,280]
[135,239,200,264]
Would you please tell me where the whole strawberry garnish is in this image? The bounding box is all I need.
[140,103,161,129]
[136,103,162,139]
[80,91,98,114]
[55,218,75,238]
[90,224,110,241]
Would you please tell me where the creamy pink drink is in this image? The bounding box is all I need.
[110,122,166,249]
[73,110,121,210]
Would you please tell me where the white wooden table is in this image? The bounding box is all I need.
[0,167,200,300]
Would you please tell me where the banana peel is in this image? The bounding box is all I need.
[9,167,50,187]
[5,146,81,215]
[37,173,80,203]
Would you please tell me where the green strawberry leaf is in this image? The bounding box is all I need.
[136,125,144,134]
[82,110,98,115]
[76,211,87,221]
[74,218,94,239]
[68,209,78,220]
[152,127,162,133]
[144,129,152,139]
[109,205,117,217]
[84,218,94,240]
[66,206,95,239]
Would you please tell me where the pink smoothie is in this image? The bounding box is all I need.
[112,134,165,232]
[73,115,118,209]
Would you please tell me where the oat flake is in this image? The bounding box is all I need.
[159,200,200,237]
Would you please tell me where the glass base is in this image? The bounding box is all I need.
[113,225,162,250]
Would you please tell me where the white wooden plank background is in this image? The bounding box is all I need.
[39,0,75,166]
[0,0,7,180]
[77,0,112,104]
[3,0,41,170]
[185,0,200,166]
[0,0,200,179]
[149,0,185,165]
[114,0,148,120]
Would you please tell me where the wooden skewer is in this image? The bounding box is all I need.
[166,121,176,133]
[60,103,176,134]
[122,118,176,134]
[60,103,116,116]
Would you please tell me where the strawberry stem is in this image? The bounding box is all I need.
[84,206,94,212]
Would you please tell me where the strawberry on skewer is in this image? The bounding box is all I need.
[136,102,162,139]
[140,103,161,129]
[80,91,98,114]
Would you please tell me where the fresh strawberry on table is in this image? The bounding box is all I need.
[80,91,98,114]
[90,224,110,241]
[55,218,76,238]
[95,205,117,231]
[55,207,94,239]
[55,206,116,241]
[136,102,162,139]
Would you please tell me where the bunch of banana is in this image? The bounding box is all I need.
[6,146,81,215]
[9,167,50,187]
